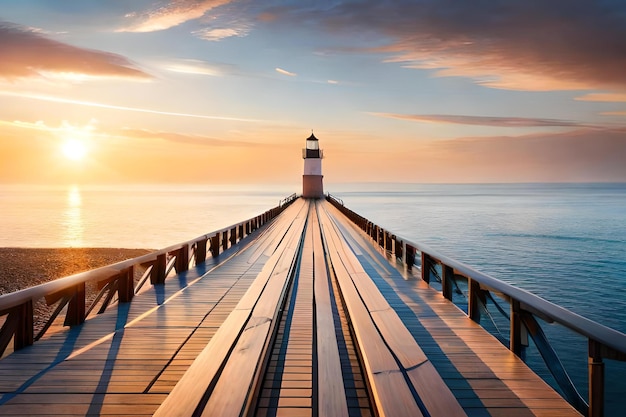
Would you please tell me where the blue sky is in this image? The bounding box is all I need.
[1,0,625,184]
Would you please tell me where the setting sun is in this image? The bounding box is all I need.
[62,139,87,161]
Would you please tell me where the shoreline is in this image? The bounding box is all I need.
[0,247,152,295]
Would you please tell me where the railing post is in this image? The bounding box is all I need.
[510,300,526,356]
[222,231,229,251]
[230,227,237,247]
[196,239,207,264]
[210,233,220,257]
[421,252,432,283]
[151,253,167,284]
[65,283,86,326]
[119,267,135,303]
[442,265,454,301]
[176,245,189,273]
[468,278,481,322]
[238,224,244,242]
[14,301,34,350]
[406,244,416,270]
[588,340,605,417]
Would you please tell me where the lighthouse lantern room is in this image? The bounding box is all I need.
[302,132,324,198]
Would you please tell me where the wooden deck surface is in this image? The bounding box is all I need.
[0,199,581,416]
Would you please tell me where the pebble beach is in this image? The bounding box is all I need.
[0,247,152,295]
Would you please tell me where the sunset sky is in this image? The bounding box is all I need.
[1,0,626,185]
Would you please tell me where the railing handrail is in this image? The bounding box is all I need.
[0,204,293,313]
[324,194,626,359]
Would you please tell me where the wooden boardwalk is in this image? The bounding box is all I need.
[0,199,581,416]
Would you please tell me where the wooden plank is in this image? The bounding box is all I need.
[201,319,272,417]
[311,202,350,417]
[320,202,466,417]
[319,206,424,417]
[154,200,308,417]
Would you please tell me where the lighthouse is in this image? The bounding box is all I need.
[302,132,324,198]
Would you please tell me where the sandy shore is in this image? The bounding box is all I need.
[0,247,152,295]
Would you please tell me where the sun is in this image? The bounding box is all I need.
[62,139,88,161]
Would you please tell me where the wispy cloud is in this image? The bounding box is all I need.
[161,58,236,76]
[576,93,626,103]
[0,22,151,81]
[115,128,261,147]
[120,0,231,32]
[370,113,589,128]
[0,91,270,123]
[276,67,297,77]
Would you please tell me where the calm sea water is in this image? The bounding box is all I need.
[2,182,625,412]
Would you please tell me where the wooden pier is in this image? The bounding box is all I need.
[1,197,625,416]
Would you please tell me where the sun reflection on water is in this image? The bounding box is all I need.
[63,185,84,247]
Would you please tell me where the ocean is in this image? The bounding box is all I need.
[1,182,625,413]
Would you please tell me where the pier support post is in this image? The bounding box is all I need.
[588,340,605,417]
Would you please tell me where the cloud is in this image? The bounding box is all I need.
[120,0,231,32]
[277,1,626,92]
[276,67,297,77]
[370,113,591,128]
[116,128,261,147]
[0,22,150,81]
[0,91,268,123]
[601,111,626,116]
[576,93,626,103]
[161,58,236,76]
[435,128,626,182]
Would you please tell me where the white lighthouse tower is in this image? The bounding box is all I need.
[302,132,324,198]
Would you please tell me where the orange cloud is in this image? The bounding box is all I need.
[120,0,231,32]
[0,22,150,81]
[576,93,626,103]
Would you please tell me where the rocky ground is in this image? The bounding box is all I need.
[0,247,152,295]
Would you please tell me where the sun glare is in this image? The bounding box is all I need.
[62,139,87,161]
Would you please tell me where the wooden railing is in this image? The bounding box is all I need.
[326,194,626,417]
[0,196,299,358]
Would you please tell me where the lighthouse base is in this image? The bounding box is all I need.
[302,175,324,198]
